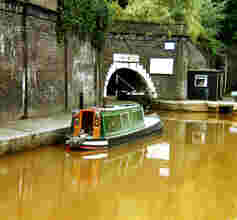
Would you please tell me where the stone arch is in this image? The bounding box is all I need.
[104,62,157,98]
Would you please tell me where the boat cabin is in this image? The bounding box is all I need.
[71,104,145,139]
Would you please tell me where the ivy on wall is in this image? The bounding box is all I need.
[109,0,227,55]
[56,0,227,54]
[57,0,114,49]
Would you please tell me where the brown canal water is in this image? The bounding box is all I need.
[1,111,237,219]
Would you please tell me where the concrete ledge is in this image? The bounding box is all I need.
[0,113,71,155]
[0,128,69,155]
[153,100,237,112]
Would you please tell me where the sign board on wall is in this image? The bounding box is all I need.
[113,53,139,63]
[150,58,174,74]
[164,42,176,50]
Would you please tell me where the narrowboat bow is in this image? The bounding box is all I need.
[65,103,163,150]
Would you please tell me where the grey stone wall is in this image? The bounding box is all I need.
[104,21,208,100]
[0,3,24,122]
[68,36,96,109]
[184,41,207,69]
[0,2,97,123]
[28,0,57,11]
[228,44,237,90]
[104,31,179,99]
[26,6,65,117]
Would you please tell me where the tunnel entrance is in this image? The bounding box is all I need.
[106,68,152,109]
[106,68,147,96]
[104,63,158,101]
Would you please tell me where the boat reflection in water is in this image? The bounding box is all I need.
[68,140,171,191]
[145,143,170,176]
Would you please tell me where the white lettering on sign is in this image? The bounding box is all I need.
[113,53,139,63]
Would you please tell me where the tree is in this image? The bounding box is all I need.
[199,0,226,54]
[109,0,227,54]
[221,0,237,45]
[57,0,114,48]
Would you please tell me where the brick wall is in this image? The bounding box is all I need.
[104,21,208,100]
[104,23,180,99]
[68,35,97,110]
[0,1,97,123]
[26,6,65,117]
[28,0,57,11]
[0,3,24,122]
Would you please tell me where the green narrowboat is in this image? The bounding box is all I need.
[65,103,163,150]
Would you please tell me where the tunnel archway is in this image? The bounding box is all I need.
[106,68,147,96]
[104,63,157,98]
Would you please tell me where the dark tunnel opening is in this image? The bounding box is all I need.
[106,68,147,96]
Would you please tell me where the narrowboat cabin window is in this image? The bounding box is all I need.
[150,58,174,74]
[121,112,129,129]
[135,109,144,122]
[104,114,121,134]
[194,75,208,87]
[130,110,138,128]
[131,109,144,128]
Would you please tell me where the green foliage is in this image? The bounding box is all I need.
[58,0,229,53]
[221,0,237,45]
[109,0,227,54]
[58,0,114,48]
[110,0,172,24]
[198,0,226,54]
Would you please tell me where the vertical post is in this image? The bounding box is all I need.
[95,48,103,107]
[64,35,68,111]
[23,4,28,118]
[58,0,68,112]
[95,49,100,106]
[224,54,228,93]
[80,91,83,109]
[115,72,118,97]
[175,38,187,100]
[99,51,104,107]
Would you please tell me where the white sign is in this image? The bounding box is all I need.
[165,42,176,50]
[113,53,139,63]
[150,58,174,74]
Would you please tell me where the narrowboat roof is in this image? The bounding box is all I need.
[76,103,141,113]
[101,103,141,111]
[71,103,142,116]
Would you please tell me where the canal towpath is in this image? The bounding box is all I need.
[0,112,72,155]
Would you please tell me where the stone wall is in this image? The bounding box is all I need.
[68,36,97,110]
[0,2,24,122]
[104,21,208,100]
[26,4,65,117]
[228,44,237,90]
[104,30,179,99]
[0,1,97,123]
[28,0,57,10]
